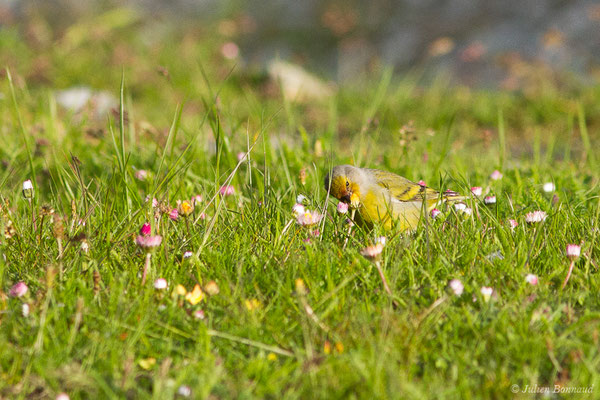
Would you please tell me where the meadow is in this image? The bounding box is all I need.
[1,10,600,399]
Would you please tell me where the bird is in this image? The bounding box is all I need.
[324,164,464,231]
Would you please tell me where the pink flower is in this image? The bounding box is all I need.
[221,42,240,60]
[448,279,464,296]
[480,286,493,302]
[237,152,246,162]
[454,203,467,211]
[525,210,547,223]
[198,212,206,220]
[140,223,151,236]
[508,219,518,229]
[337,202,349,214]
[22,179,34,198]
[219,185,235,196]
[183,251,193,258]
[563,244,582,289]
[454,203,472,215]
[192,195,203,205]
[292,203,305,216]
[169,208,179,221]
[525,274,538,285]
[193,309,206,319]
[154,278,167,290]
[418,180,426,187]
[430,208,442,219]
[134,170,148,181]
[360,243,384,260]
[543,182,555,193]
[296,210,323,226]
[177,385,192,397]
[375,236,387,246]
[145,196,158,208]
[135,235,162,250]
[471,186,483,196]
[566,244,581,259]
[490,170,503,180]
[484,195,496,205]
[9,281,28,298]
[56,393,70,400]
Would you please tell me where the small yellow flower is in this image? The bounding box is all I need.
[295,278,307,295]
[323,341,332,355]
[4,219,15,239]
[244,298,261,311]
[335,342,344,353]
[267,353,277,361]
[185,284,204,305]
[204,280,220,296]
[175,284,187,296]
[138,357,156,370]
[299,167,307,185]
[179,200,194,217]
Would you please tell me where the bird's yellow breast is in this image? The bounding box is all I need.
[359,189,422,232]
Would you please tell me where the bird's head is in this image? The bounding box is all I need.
[324,165,363,208]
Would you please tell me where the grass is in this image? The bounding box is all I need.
[1,9,600,399]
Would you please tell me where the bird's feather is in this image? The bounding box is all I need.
[371,169,465,203]
[371,169,438,203]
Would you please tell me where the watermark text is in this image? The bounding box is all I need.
[511,384,594,394]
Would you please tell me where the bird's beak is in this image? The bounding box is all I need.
[341,193,351,203]
[350,192,360,208]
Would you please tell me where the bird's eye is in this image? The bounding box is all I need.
[346,181,350,188]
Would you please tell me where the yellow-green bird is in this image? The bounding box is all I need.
[324,165,464,231]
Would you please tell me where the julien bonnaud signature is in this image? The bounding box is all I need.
[510,384,594,394]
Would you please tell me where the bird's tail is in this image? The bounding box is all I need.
[441,189,466,202]
[425,189,465,210]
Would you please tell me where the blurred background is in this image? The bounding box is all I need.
[0,0,598,211]
[2,0,599,88]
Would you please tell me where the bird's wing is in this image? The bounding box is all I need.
[370,169,440,203]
